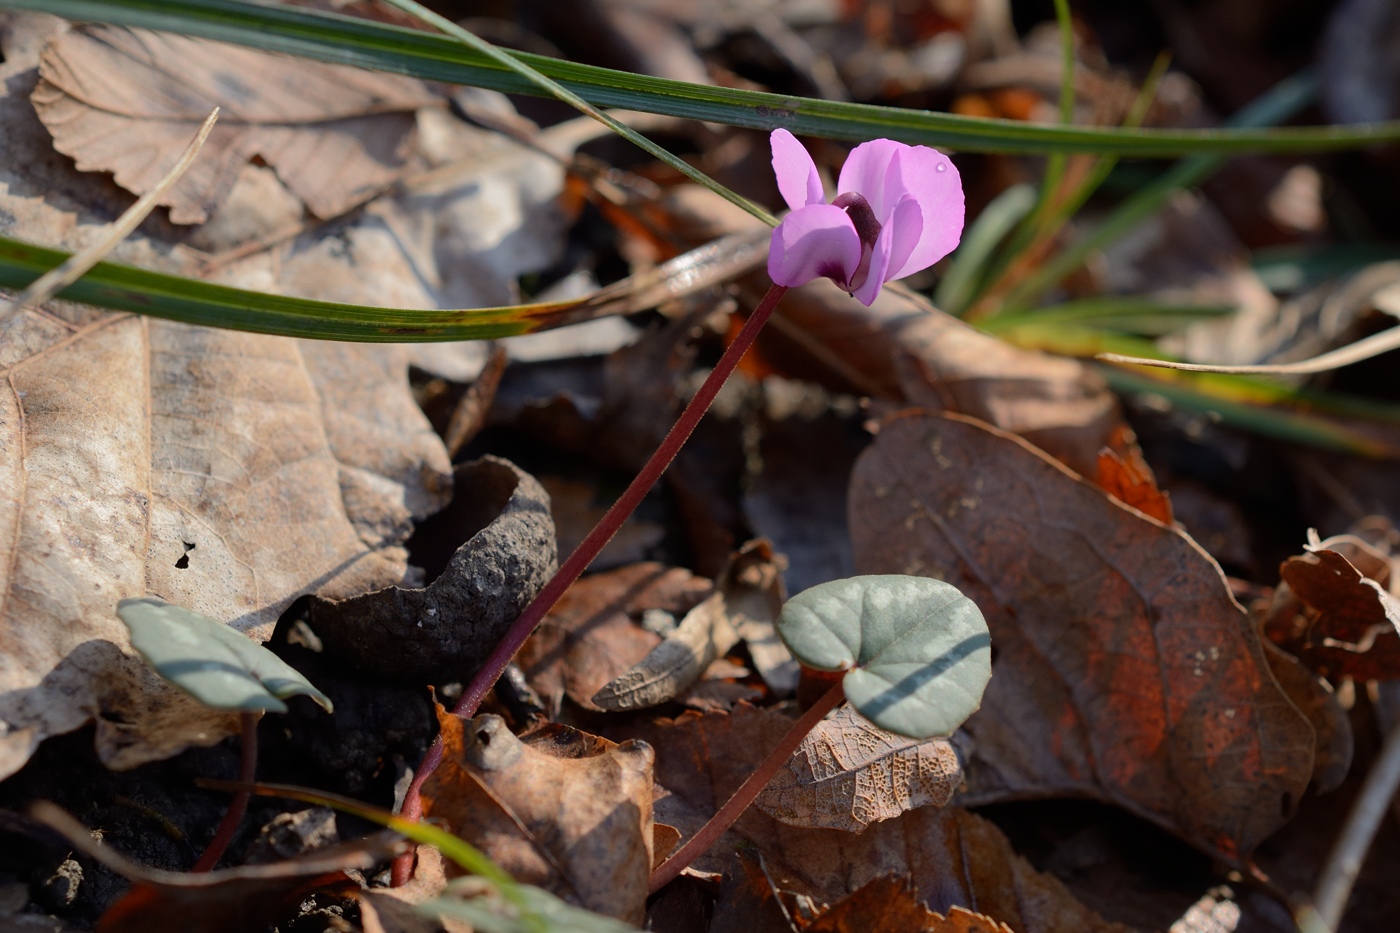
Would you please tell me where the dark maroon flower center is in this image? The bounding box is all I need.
[831,192,881,292]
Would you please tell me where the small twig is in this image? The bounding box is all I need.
[1097,323,1400,375]
[390,283,790,886]
[1308,716,1400,931]
[647,680,846,893]
[192,710,258,872]
[0,108,219,320]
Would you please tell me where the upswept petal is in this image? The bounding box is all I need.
[770,128,825,212]
[882,194,923,285]
[767,203,862,289]
[837,138,902,220]
[850,214,896,306]
[885,145,964,280]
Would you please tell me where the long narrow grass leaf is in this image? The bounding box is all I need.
[935,183,1036,313]
[13,0,1400,156]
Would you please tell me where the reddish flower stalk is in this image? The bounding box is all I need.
[647,679,846,893]
[390,283,789,886]
[192,711,257,872]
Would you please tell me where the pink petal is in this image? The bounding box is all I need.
[885,146,964,280]
[767,203,861,289]
[836,138,902,219]
[770,129,825,212]
[882,194,923,284]
[850,215,896,306]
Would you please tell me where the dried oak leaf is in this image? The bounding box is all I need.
[848,411,1315,862]
[31,801,406,933]
[306,457,557,682]
[755,705,963,833]
[619,704,1137,933]
[516,563,714,716]
[33,25,436,224]
[1266,542,1400,681]
[0,16,452,778]
[420,709,654,925]
[1096,446,1173,525]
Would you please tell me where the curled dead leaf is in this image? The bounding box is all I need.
[848,411,1315,863]
[34,25,436,223]
[755,705,963,833]
[307,457,556,682]
[421,709,654,924]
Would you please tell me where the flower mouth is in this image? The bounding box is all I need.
[831,192,881,293]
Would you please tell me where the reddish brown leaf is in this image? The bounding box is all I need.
[30,802,404,933]
[848,411,1315,863]
[804,875,1015,933]
[618,705,1138,933]
[1266,544,1400,681]
[420,708,654,924]
[516,563,713,715]
[1095,446,1173,525]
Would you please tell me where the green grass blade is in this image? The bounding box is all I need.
[1031,0,1076,235]
[14,0,1400,156]
[982,297,1231,335]
[935,183,1036,313]
[0,234,579,342]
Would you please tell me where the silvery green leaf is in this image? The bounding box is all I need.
[776,575,990,738]
[116,598,332,714]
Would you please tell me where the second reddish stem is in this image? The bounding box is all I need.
[391,283,789,886]
[648,679,846,893]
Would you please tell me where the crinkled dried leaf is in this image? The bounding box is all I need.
[0,17,450,778]
[1096,446,1174,525]
[34,25,436,223]
[755,705,962,833]
[777,575,991,739]
[594,541,790,709]
[116,598,332,714]
[31,802,405,933]
[848,411,1314,862]
[421,710,654,925]
[517,563,713,716]
[1268,546,1400,681]
[618,705,1137,933]
[806,876,1016,933]
[307,457,556,682]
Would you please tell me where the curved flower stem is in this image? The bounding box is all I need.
[391,283,790,886]
[648,679,845,893]
[192,711,257,872]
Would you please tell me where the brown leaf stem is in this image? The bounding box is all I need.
[192,710,258,872]
[648,678,846,893]
[390,282,790,886]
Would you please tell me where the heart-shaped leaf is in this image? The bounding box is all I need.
[776,575,990,738]
[116,598,333,714]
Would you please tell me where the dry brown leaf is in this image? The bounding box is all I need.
[421,709,654,924]
[755,705,962,833]
[759,279,1123,479]
[0,16,451,778]
[619,704,1138,933]
[708,850,800,933]
[360,845,471,933]
[517,563,713,716]
[31,802,405,933]
[848,411,1316,863]
[34,25,436,223]
[1096,446,1174,525]
[805,875,1016,933]
[306,457,556,682]
[1266,544,1400,681]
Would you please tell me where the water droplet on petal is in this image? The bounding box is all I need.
[935,162,947,172]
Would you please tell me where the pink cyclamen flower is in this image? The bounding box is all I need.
[766,128,964,306]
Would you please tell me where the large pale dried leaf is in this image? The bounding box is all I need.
[517,563,713,716]
[0,17,451,778]
[34,25,436,223]
[307,457,557,682]
[755,705,962,833]
[847,412,1315,862]
[619,705,1137,933]
[762,279,1122,479]
[421,710,654,925]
